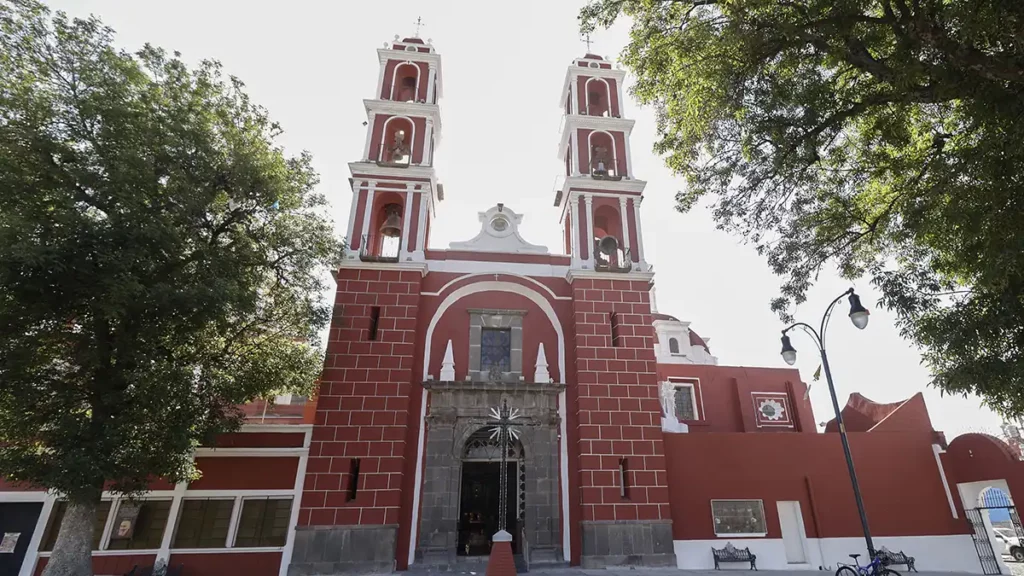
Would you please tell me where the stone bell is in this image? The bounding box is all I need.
[379,205,403,238]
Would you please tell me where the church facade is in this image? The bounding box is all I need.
[2,34,1023,576]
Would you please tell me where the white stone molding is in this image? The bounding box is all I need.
[618,196,632,252]
[401,184,414,256]
[584,195,595,267]
[363,112,377,161]
[632,196,647,265]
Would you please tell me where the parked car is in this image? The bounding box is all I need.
[994,528,1024,562]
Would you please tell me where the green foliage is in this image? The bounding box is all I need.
[582,0,1024,416]
[0,0,343,501]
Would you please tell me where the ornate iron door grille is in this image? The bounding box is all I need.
[966,508,1002,575]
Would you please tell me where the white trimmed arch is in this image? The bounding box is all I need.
[390,61,421,102]
[409,280,571,564]
[587,129,619,176]
[584,76,612,116]
[379,115,416,163]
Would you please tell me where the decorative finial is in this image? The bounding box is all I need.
[414,16,425,38]
[582,33,593,53]
[440,339,455,381]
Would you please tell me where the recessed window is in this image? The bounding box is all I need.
[610,313,621,347]
[674,386,697,421]
[711,500,767,536]
[348,458,361,502]
[40,500,112,551]
[172,499,234,549]
[368,306,381,341]
[234,498,292,548]
[480,328,511,374]
[618,458,630,499]
[668,338,680,354]
[106,500,173,550]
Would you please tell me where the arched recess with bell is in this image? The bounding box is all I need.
[362,189,406,259]
[591,198,630,270]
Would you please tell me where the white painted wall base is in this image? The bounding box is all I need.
[674,535,982,573]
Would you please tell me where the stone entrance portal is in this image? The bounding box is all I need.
[416,380,564,567]
[457,430,522,556]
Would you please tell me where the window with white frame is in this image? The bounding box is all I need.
[172,498,234,548]
[234,497,293,547]
[710,500,767,536]
[106,499,173,550]
[673,383,698,421]
[668,337,680,355]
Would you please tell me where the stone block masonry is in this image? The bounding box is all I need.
[570,277,675,567]
[290,267,422,574]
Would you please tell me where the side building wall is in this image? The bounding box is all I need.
[664,431,978,572]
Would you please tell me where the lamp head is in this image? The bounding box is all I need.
[848,292,870,330]
[780,333,797,366]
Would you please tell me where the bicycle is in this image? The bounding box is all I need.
[835,552,901,576]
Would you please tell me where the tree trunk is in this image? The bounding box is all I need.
[41,499,96,576]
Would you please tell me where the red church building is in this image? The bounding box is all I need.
[3,34,1024,576]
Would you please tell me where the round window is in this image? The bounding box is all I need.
[491,217,509,232]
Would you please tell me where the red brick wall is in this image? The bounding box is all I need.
[664,431,967,540]
[300,268,420,528]
[570,277,671,525]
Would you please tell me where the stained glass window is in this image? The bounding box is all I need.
[674,386,696,421]
[481,328,511,374]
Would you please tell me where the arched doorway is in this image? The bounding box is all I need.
[457,428,524,557]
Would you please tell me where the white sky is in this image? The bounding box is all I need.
[48,0,1002,437]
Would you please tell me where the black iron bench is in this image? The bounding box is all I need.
[124,565,183,576]
[878,549,917,572]
[712,543,757,570]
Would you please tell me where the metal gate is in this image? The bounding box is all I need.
[966,508,1002,575]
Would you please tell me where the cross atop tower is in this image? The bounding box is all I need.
[581,33,593,52]
[414,16,425,38]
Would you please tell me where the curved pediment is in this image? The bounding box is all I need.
[448,204,548,254]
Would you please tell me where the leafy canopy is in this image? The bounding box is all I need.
[0,0,343,500]
[582,0,1024,417]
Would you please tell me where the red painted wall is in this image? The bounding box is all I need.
[212,432,306,448]
[0,477,41,491]
[169,551,283,576]
[656,364,815,433]
[34,554,155,576]
[422,290,567,384]
[943,434,1024,511]
[190,457,298,490]
[301,268,421,531]
[664,431,967,541]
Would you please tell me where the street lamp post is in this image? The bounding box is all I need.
[779,287,876,557]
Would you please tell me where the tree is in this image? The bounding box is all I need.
[0,2,343,574]
[581,0,1024,417]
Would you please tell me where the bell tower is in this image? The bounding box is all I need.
[554,53,647,273]
[345,34,443,264]
[560,52,675,568]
